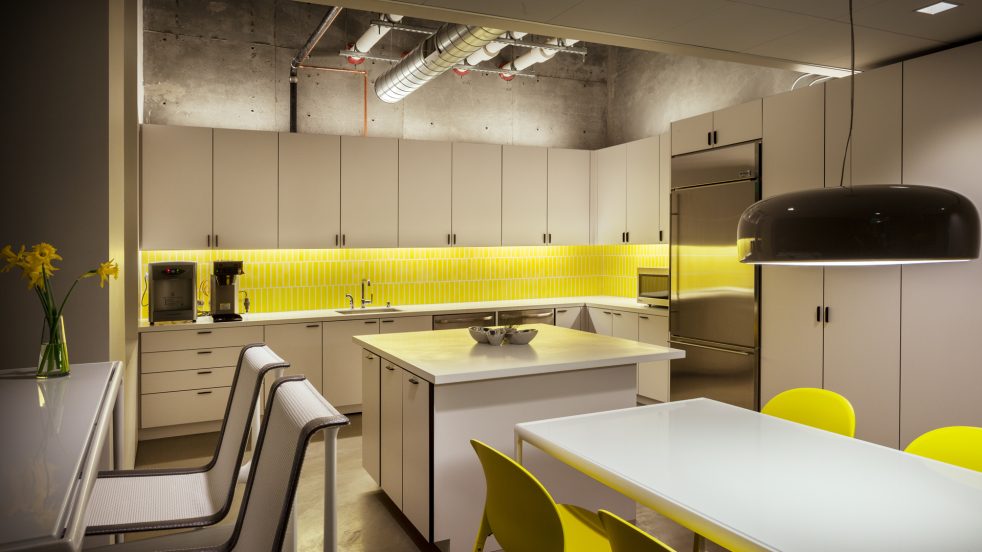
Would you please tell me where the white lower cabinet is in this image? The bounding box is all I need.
[381,316,432,334]
[585,307,613,335]
[638,314,670,402]
[380,360,403,507]
[323,319,379,411]
[362,351,381,485]
[372,357,432,540]
[611,311,639,340]
[402,369,431,538]
[555,307,583,330]
[264,322,323,393]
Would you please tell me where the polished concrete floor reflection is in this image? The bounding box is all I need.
[135,414,726,551]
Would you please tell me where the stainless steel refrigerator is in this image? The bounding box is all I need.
[669,141,761,410]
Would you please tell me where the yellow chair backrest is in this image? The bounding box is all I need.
[904,426,982,472]
[761,388,856,437]
[471,439,565,552]
[599,510,676,552]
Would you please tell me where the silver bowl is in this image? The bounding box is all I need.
[506,328,538,345]
[468,326,490,343]
[485,328,508,346]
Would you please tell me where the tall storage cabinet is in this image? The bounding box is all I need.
[341,136,399,248]
[141,124,214,250]
[213,129,279,249]
[278,132,341,249]
[502,145,548,246]
[899,42,982,447]
[452,142,502,247]
[400,139,452,247]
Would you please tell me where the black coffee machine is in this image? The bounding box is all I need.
[211,261,244,322]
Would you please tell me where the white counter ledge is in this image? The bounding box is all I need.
[353,324,684,384]
[137,295,667,332]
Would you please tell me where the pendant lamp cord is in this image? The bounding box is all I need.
[839,0,856,188]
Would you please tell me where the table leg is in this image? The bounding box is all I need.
[692,534,707,552]
[514,434,524,465]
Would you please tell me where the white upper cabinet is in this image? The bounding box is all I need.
[547,148,591,245]
[341,136,399,248]
[826,64,902,188]
[671,112,714,156]
[502,145,548,246]
[141,124,214,250]
[671,100,761,155]
[625,136,660,244]
[213,129,278,249]
[762,84,825,198]
[452,142,502,247]
[399,139,452,247]
[278,132,340,249]
[595,143,627,245]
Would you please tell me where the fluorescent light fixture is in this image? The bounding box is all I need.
[916,2,959,14]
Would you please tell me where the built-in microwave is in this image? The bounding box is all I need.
[637,267,669,307]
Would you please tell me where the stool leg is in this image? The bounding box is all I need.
[473,512,492,552]
[692,534,707,552]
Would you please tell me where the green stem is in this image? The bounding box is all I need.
[55,277,82,321]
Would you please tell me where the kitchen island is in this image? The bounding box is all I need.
[355,324,684,552]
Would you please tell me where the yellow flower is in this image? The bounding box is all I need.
[96,259,119,288]
[1,245,25,273]
[29,243,61,276]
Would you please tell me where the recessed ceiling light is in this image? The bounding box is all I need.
[916,2,959,15]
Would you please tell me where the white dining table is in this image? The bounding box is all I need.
[514,398,982,552]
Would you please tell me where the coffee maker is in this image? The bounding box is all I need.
[210,261,244,322]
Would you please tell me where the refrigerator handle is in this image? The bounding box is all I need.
[669,340,753,356]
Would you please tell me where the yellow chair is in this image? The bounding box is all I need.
[470,439,610,552]
[761,388,856,437]
[904,426,982,472]
[598,510,676,552]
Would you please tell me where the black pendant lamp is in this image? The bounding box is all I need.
[737,0,980,266]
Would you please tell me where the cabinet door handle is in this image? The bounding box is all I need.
[408,377,419,385]
[342,234,346,246]
[215,234,219,248]
[557,309,567,313]
[207,234,211,247]
[306,324,319,328]
[713,130,718,145]
[447,233,451,245]
[197,390,213,395]
[659,230,663,242]
[385,364,395,371]
[548,233,552,243]
[613,312,622,316]
[365,354,375,360]
[543,233,547,244]
[197,350,212,355]
[707,131,712,146]
[602,311,611,315]
[640,315,649,320]
[816,306,822,322]
[197,370,213,375]
[335,234,339,247]
[364,320,377,324]
[381,319,394,323]
[825,306,830,323]
[197,331,212,335]
[626,231,630,242]
[452,233,457,245]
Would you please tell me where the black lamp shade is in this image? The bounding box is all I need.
[737,185,980,265]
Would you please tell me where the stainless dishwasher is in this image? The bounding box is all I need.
[497,308,555,326]
[432,311,496,330]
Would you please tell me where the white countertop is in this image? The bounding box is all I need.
[515,399,982,552]
[353,324,684,385]
[138,296,667,332]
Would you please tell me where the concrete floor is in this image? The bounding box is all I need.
[135,414,727,551]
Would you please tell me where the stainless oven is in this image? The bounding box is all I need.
[637,267,669,307]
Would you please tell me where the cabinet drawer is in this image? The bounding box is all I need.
[142,366,236,394]
[141,326,263,353]
[141,346,243,374]
[141,387,231,428]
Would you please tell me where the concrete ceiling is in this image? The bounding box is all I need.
[324,0,982,75]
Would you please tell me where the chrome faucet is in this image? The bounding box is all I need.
[344,293,355,310]
[361,279,373,308]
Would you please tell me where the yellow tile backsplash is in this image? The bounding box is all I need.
[140,245,668,318]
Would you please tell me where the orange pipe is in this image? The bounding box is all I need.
[296,64,369,137]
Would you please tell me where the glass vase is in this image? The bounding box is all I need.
[37,316,70,378]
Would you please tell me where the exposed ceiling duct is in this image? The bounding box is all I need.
[500,38,580,80]
[346,14,403,65]
[374,23,505,103]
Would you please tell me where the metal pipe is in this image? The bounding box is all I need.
[464,31,527,66]
[500,37,580,79]
[374,23,505,103]
[290,6,343,132]
[348,14,403,64]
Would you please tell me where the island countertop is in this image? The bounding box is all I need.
[353,324,685,385]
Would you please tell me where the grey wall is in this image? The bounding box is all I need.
[1,2,111,368]
[143,0,610,149]
[606,48,803,145]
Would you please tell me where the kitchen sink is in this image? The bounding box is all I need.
[336,307,402,315]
